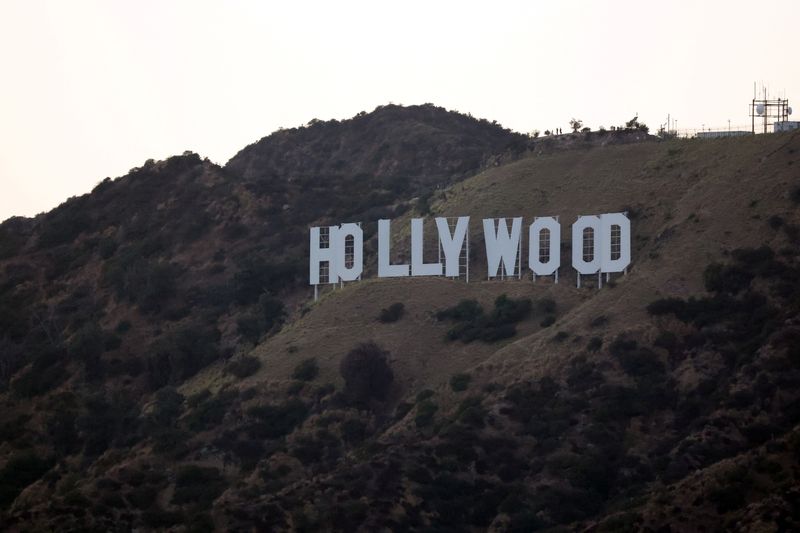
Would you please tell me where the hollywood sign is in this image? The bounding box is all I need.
[309,213,630,292]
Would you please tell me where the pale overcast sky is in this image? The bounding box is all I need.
[1,0,798,221]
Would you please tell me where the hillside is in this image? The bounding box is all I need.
[1,109,800,531]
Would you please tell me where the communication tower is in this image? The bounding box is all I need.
[750,83,792,133]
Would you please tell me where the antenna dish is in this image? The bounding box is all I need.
[756,104,765,115]
[789,107,793,115]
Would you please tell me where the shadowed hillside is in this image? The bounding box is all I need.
[226,103,528,186]
[1,110,800,530]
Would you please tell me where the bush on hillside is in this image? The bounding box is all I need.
[450,373,471,392]
[437,295,533,343]
[291,358,319,381]
[146,326,221,389]
[184,390,236,432]
[791,185,800,204]
[340,342,394,405]
[246,399,309,439]
[0,453,54,508]
[378,302,405,323]
[436,299,483,322]
[415,400,438,428]
[237,294,285,344]
[225,355,261,379]
[148,387,184,428]
[232,256,299,306]
[171,465,227,507]
[587,337,603,352]
[103,253,182,314]
[703,262,753,294]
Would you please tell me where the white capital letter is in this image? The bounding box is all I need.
[528,217,561,275]
[411,218,443,276]
[309,226,338,285]
[436,216,469,277]
[378,219,410,277]
[334,223,364,281]
[600,213,631,273]
[572,215,601,274]
[483,217,522,278]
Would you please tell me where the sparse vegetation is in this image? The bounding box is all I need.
[437,295,533,343]
[172,465,227,507]
[378,302,405,323]
[587,337,603,352]
[225,355,261,379]
[291,358,319,381]
[791,185,800,204]
[0,453,53,508]
[449,373,471,392]
[340,342,394,405]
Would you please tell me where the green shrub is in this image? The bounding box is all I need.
[225,355,261,378]
[0,453,54,508]
[185,391,234,432]
[0,224,27,260]
[416,389,435,402]
[417,191,433,215]
[127,486,158,509]
[768,215,785,229]
[587,337,603,352]
[340,342,394,405]
[246,399,309,439]
[436,299,483,322]
[536,298,556,314]
[703,262,753,294]
[38,203,92,248]
[478,323,517,342]
[98,237,118,259]
[149,387,184,428]
[232,257,298,306]
[646,298,686,317]
[654,331,678,352]
[791,186,800,204]
[450,373,471,392]
[553,331,569,342]
[438,295,532,343]
[146,325,221,389]
[172,465,226,506]
[490,295,532,323]
[415,400,438,427]
[289,431,341,466]
[707,484,746,513]
[341,418,368,443]
[142,505,185,529]
[12,345,69,398]
[103,255,181,314]
[610,337,665,376]
[378,302,405,323]
[103,333,122,351]
[291,358,319,381]
[455,396,486,428]
[67,323,105,361]
[237,294,286,343]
